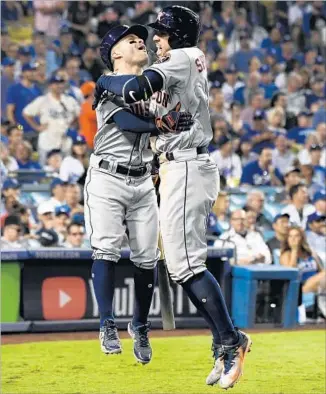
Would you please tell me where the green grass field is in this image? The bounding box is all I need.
[2,331,325,394]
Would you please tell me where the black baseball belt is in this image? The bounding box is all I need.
[99,160,149,177]
[165,146,208,161]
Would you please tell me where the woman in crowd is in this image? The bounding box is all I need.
[212,191,231,233]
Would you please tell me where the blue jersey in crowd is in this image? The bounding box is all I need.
[287,127,315,144]
[231,49,264,73]
[6,82,42,132]
[17,160,42,170]
[240,160,283,186]
[243,127,275,154]
[259,82,279,100]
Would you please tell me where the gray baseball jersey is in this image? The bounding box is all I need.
[147,47,220,283]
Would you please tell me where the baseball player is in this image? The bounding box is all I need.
[94,6,252,389]
[84,24,193,364]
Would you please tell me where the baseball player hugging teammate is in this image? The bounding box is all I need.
[84,24,193,364]
[93,6,253,389]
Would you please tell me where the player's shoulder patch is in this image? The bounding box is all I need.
[154,53,171,64]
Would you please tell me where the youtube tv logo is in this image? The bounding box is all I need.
[42,277,86,320]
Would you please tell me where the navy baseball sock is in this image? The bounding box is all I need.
[132,265,157,327]
[91,260,116,327]
[182,270,238,346]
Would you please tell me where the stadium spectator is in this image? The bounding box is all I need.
[280,225,323,304]
[313,102,326,128]
[267,213,290,261]
[245,208,259,232]
[244,189,273,231]
[208,51,228,85]
[272,134,296,175]
[226,101,244,135]
[209,86,228,118]
[275,166,302,203]
[62,222,86,248]
[306,75,325,110]
[216,209,272,265]
[285,72,306,115]
[7,124,24,156]
[31,32,59,78]
[208,115,229,152]
[65,183,83,214]
[55,67,84,104]
[37,228,59,247]
[47,178,66,211]
[306,213,326,267]
[96,6,120,39]
[13,141,41,170]
[53,204,71,244]
[80,45,104,82]
[313,191,326,216]
[259,64,279,101]
[37,201,55,230]
[0,178,21,226]
[211,135,242,187]
[314,122,326,165]
[270,91,297,129]
[6,62,42,140]
[288,1,307,27]
[79,81,97,148]
[300,164,323,200]
[241,147,283,186]
[1,214,24,249]
[235,74,263,108]
[11,203,33,237]
[288,110,315,144]
[282,184,315,228]
[248,56,262,74]
[211,191,230,233]
[60,134,88,185]
[33,1,66,39]
[64,57,86,100]
[267,107,287,135]
[307,144,326,187]
[67,1,93,46]
[1,57,16,118]
[222,67,245,109]
[23,74,80,163]
[231,30,263,73]
[0,141,18,172]
[44,149,63,176]
[238,135,258,167]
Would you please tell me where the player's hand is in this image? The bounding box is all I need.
[155,102,193,133]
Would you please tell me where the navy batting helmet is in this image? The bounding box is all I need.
[100,24,148,70]
[148,6,200,49]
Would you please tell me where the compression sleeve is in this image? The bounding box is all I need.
[112,109,158,135]
[97,70,163,103]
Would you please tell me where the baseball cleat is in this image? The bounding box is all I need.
[99,319,122,354]
[206,342,224,385]
[219,331,252,390]
[128,322,152,364]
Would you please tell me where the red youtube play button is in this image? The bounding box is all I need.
[42,277,86,320]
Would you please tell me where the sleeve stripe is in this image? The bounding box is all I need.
[103,107,125,123]
[144,75,154,95]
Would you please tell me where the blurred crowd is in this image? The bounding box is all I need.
[0,0,325,293]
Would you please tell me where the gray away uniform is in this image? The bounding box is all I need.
[84,94,160,267]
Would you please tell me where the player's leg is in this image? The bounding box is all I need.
[84,168,128,354]
[125,176,160,364]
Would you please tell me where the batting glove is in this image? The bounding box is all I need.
[155,102,193,133]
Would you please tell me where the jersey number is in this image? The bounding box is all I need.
[195,55,206,73]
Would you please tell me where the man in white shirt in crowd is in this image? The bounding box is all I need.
[1,215,24,249]
[44,149,63,176]
[62,222,86,248]
[282,183,315,228]
[272,134,295,175]
[46,178,66,211]
[23,74,80,164]
[211,135,242,187]
[221,65,244,108]
[215,209,272,265]
[306,212,326,268]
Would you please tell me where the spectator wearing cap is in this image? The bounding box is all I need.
[313,55,325,76]
[16,46,34,76]
[259,64,279,101]
[7,124,23,156]
[267,213,290,260]
[65,183,83,215]
[234,73,263,108]
[306,213,326,267]
[13,141,42,170]
[52,27,81,67]
[211,135,242,187]
[33,1,66,39]
[60,134,88,185]
[216,209,272,266]
[1,57,16,118]
[96,7,120,39]
[54,204,71,244]
[62,222,86,248]
[1,215,24,249]
[44,149,63,176]
[307,144,326,187]
[260,25,282,59]
[282,184,315,228]
[23,73,80,164]
[221,66,245,108]
[37,228,59,247]
[79,82,97,149]
[6,62,42,137]
[231,31,264,74]
[241,147,283,187]
[279,34,295,65]
[243,110,276,154]
[306,75,325,110]
[47,178,66,211]
[244,189,273,232]
[0,141,18,172]
[238,135,258,167]
[264,47,279,74]
[36,201,55,235]
[55,67,84,105]
[288,110,315,144]
[80,45,104,82]
[272,134,296,175]
[285,72,306,116]
[275,167,302,203]
[313,191,326,216]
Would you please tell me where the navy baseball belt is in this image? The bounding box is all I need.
[99,160,149,177]
[165,146,208,161]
